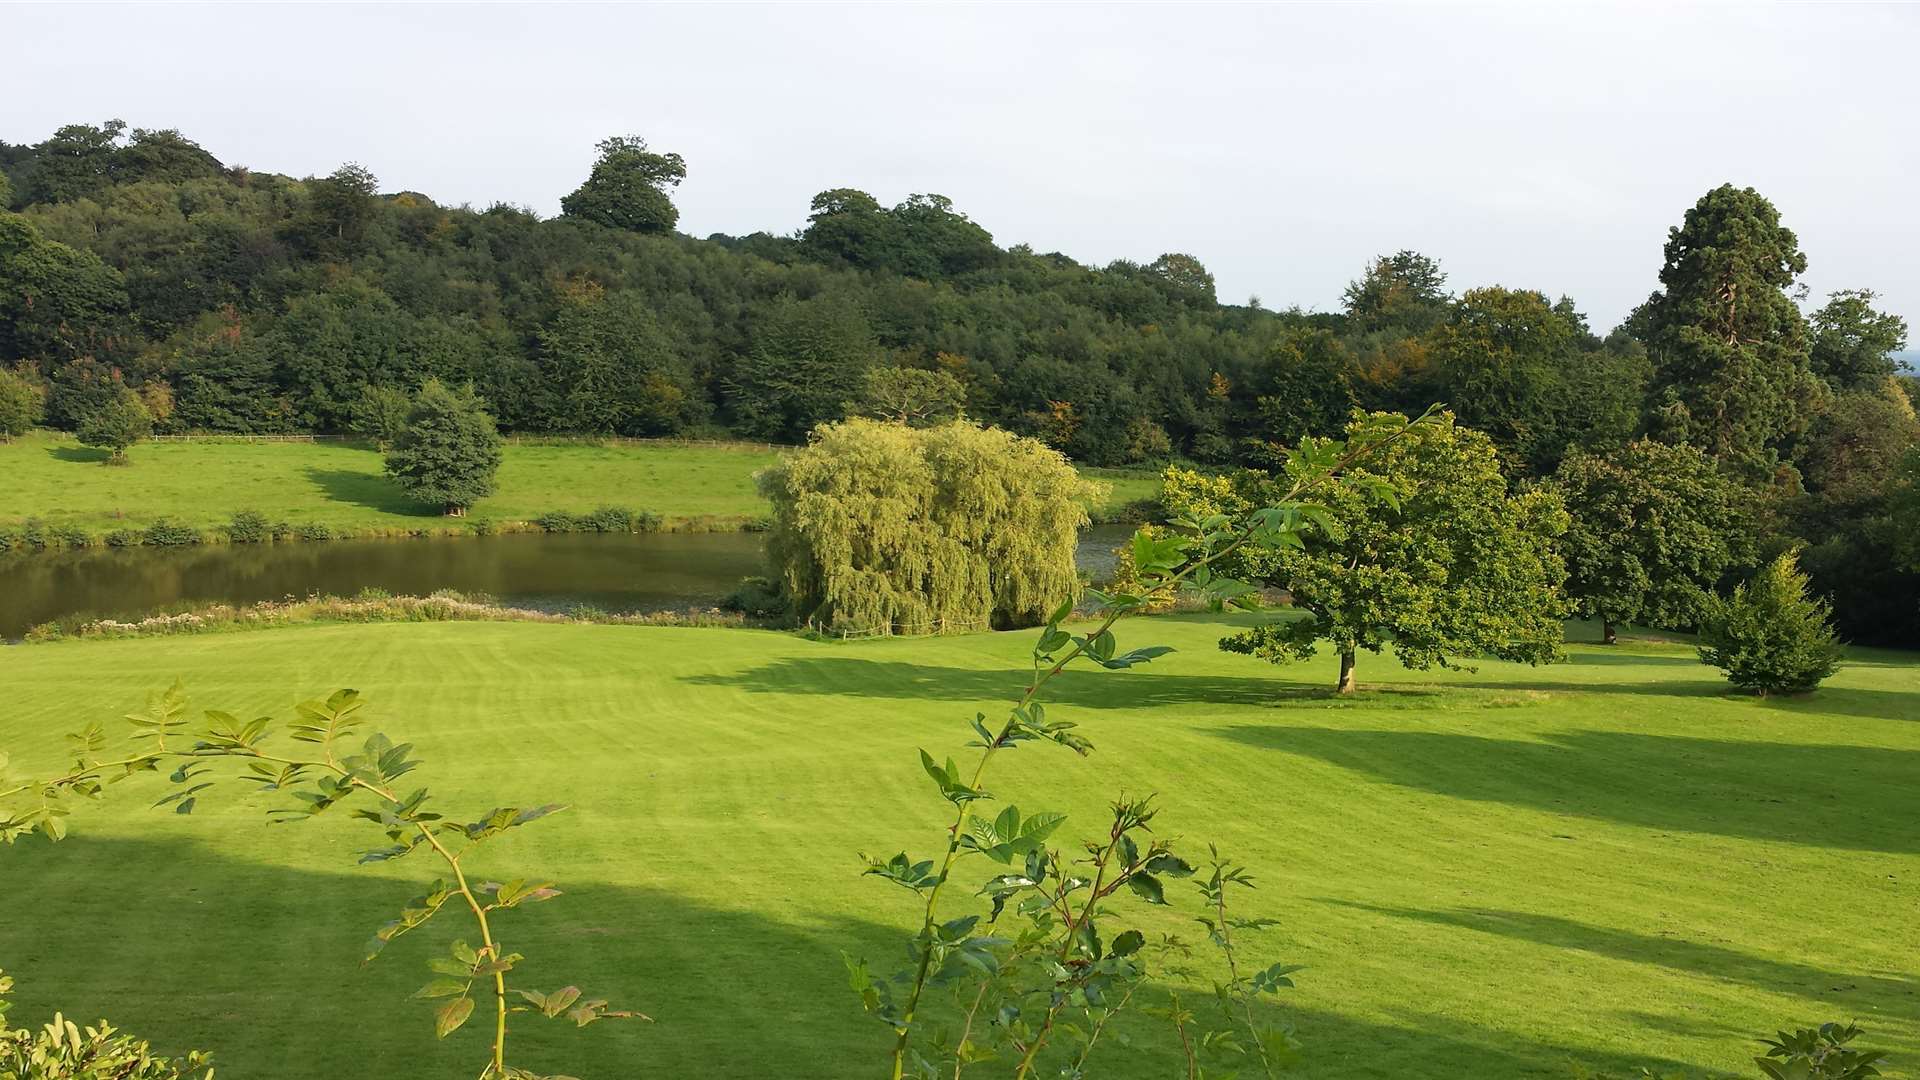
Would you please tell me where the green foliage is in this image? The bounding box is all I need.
[141,518,198,547]
[297,521,334,542]
[1697,552,1842,695]
[1342,250,1450,336]
[1808,290,1907,392]
[847,411,1422,1079]
[760,419,1094,634]
[352,384,415,448]
[532,506,660,534]
[384,379,503,514]
[1189,411,1567,692]
[1756,1022,1885,1080]
[727,294,878,442]
[559,135,685,234]
[74,387,152,464]
[1790,383,1920,644]
[1426,287,1639,474]
[0,968,214,1079]
[225,509,270,543]
[1549,440,1755,639]
[0,366,44,439]
[848,365,968,427]
[537,286,702,436]
[0,212,129,369]
[0,683,642,1078]
[1641,185,1820,479]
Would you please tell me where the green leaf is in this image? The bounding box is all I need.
[414,978,468,999]
[1127,872,1167,905]
[434,995,475,1038]
[1111,929,1146,957]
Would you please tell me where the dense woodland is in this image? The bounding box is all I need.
[2,120,1917,644]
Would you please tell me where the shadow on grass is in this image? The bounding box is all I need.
[46,445,111,464]
[683,654,1759,713]
[1324,902,1919,1004]
[1212,725,1920,853]
[304,466,428,517]
[1,833,1748,1079]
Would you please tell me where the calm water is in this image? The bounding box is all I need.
[0,526,1133,638]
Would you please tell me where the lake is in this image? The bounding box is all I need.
[0,525,1134,639]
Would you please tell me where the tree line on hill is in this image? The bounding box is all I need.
[0,119,1917,644]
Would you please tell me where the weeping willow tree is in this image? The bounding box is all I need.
[759,418,1098,635]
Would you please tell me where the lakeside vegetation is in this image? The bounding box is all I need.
[2,615,1914,1077]
[0,430,1163,545]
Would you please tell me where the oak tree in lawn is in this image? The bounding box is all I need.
[1189,411,1569,693]
[383,378,502,516]
[74,383,152,464]
[1549,439,1755,644]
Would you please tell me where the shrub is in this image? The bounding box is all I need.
[226,509,271,543]
[1698,552,1843,695]
[470,516,497,536]
[52,525,91,550]
[1,968,214,1079]
[534,506,659,533]
[18,519,49,553]
[721,575,791,620]
[0,529,15,555]
[104,528,140,548]
[759,418,1095,635]
[297,521,334,542]
[142,518,199,547]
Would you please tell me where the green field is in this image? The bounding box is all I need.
[2,616,1914,1078]
[0,432,1162,539]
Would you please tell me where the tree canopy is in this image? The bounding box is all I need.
[383,379,503,514]
[1168,412,1569,692]
[560,135,686,234]
[1640,184,1820,479]
[1548,439,1754,642]
[758,419,1094,635]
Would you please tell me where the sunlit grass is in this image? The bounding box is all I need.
[2,615,1913,1078]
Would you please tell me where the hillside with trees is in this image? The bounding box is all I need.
[2,119,1917,642]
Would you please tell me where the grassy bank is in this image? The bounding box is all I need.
[0,431,1166,547]
[2,615,1914,1078]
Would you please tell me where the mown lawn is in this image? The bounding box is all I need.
[1,616,1914,1079]
[0,432,1162,538]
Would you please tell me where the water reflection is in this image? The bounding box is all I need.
[0,525,1134,638]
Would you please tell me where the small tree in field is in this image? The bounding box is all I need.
[351,383,414,448]
[759,418,1095,634]
[1698,552,1842,695]
[1550,439,1755,644]
[1175,412,1568,693]
[0,366,45,440]
[384,379,502,516]
[74,384,152,464]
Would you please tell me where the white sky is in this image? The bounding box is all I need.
[7,2,1918,335]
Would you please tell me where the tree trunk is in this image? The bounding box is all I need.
[1337,650,1358,695]
[1602,619,1617,645]
[445,504,467,517]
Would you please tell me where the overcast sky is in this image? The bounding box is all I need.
[8,3,1918,335]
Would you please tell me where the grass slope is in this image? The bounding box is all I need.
[2,616,1914,1079]
[0,432,1161,538]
